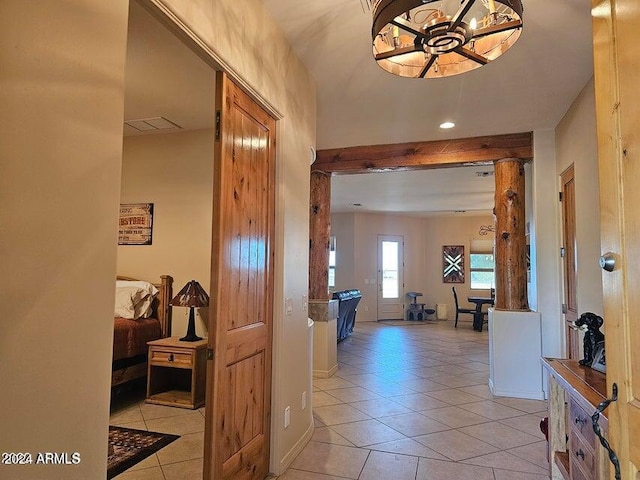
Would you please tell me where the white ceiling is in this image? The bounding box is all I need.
[124,1,595,216]
[263,0,594,149]
[123,2,214,136]
[331,165,495,216]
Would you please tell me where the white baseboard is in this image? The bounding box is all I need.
[313,363,338,378]
[490,384,546,400]
[277,418,314,474]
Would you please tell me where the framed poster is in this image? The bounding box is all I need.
[443,245,464,283]
[118,203,153,245]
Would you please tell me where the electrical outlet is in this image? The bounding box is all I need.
[284,406,291,428]
[302,295,308,311]
[301,391,307,410]
[285,298,293,316]
[364,305,369,312]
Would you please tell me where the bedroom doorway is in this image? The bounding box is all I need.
[116,3,276,479]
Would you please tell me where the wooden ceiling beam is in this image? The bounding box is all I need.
[313,132,533,174]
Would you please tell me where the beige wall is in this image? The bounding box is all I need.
[331,213,356,292]
[118,130,214,338]
[331,212,494,322]
[555,78,603,317]
[0,1,129,478]
[422,215,495,319]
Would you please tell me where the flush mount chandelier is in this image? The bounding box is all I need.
[370,0,524,78]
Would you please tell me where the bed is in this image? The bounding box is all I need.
[111,275,173,387]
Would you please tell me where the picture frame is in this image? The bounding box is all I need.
[591,341,606,374]
[118,203,154,245]
[443,245,465,283]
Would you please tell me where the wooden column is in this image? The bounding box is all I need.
[494,158,529,311]
[309,170,331,300]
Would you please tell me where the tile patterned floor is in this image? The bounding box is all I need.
[283,321,550,480]
[109,387,206,480]
[109,320,550,480]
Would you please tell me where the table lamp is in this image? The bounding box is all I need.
[170,280,209,342]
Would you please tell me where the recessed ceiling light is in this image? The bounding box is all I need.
[440,122,455,129]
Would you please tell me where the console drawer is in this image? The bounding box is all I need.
[569,430,595,480]
[569,398,596,446]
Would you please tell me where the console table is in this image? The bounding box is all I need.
[541,358,610,480]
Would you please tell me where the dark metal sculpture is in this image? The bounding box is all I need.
[574,312,605,366]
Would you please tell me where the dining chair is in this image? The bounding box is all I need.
[452,286,476,328]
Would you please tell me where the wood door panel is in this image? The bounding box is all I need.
[221,352,265,461]
[222,433,267,480]
[592,0,640,476]
[226,108,270,331]
[226,325,268,363]
[205,72,275,480]
[561,165,579,360]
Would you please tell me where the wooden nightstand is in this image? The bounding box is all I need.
[146,337,208,409]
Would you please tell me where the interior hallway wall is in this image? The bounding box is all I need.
[0,1,129,478]
[555,78,603,317]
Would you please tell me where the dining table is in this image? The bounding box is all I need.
[467,296,495,332]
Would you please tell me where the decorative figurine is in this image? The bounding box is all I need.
[572,312,605,366]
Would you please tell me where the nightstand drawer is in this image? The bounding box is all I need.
[149,348,193,367]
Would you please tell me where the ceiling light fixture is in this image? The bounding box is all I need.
[440,121,455,129]
[370,0,524,78]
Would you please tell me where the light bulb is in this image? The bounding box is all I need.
[470,17,477,29]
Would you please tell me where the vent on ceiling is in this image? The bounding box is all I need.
[475,171,494,177]
[125,116,182,133]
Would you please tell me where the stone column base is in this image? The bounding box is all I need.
[309,299,339,378]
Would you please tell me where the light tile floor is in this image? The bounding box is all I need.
[109,320,550,480]
[109,387,206,480]
[282,321,549,480]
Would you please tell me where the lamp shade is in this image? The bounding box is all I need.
[170,280,209,308]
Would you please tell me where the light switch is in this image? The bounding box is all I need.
[285,298,293,316]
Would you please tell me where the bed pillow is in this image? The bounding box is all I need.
[115,281,159,319]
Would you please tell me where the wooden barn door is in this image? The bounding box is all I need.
[204,72,276,480]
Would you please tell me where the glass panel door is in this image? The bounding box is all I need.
[377,235,404,320]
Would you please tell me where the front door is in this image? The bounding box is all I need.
[560,164,579,360]
[377,235,404,320]
[592,1,640,477]
[204,72,275,480]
